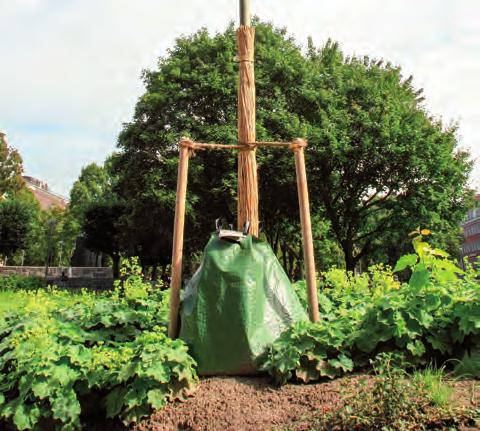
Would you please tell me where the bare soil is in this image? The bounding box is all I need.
[132,375,479,431]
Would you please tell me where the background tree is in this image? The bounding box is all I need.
[68,162,112,227]
[0,133,24,197]
[24,206,75,266]
[67,159,120,267]
[83,202,125,277]
[0,198,33,260]
[114,22,472,275]
[303,40,473,270]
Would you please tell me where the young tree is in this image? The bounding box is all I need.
[114,22,472,273]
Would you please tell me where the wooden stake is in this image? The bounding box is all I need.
[237,25,259,236]
[168,140,192,338]
[291,139,319,322]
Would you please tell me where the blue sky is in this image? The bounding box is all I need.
[1,0,479,197]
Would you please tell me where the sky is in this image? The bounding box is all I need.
[1,0,479,197]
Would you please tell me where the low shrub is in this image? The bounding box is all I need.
[0,274,44,291]
[262,230,480,383]
[0,258,198,430]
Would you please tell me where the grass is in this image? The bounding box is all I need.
[412,365,453,407]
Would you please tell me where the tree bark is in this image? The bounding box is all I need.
[151,265,158,281]
[342,239,357,273]
[112,253,120,279]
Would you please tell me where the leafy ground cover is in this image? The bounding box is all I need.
[1,232,479,430]
[262,231,480,385]
[0,259,197,430]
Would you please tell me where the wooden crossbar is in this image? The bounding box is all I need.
[180,138,302,151]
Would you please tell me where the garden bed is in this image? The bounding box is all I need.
[133,375,479,431]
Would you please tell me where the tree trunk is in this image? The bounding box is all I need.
[112,254,120,279]
[151,265,158,281]
[342,240,357,273]
[281,243,288,273]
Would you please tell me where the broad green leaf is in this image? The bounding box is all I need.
[409,267,429,290]
[426,334,451,355]
[13,403,41,430]
[51,389,81,422]
[424,294,441,310]
[147,388,168,410]
[31,380,53,399]
[406,340,425,357]
[328,354,353,372]
[105,386,128,418]
[142,362,169,382]
[393,254,417,272]
[431,248,449,258]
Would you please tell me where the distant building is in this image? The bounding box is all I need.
[460,194,480,265]
[23,176,67,210]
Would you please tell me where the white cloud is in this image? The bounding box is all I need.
[0,0,479,195]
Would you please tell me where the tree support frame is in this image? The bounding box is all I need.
[167,137,320,339]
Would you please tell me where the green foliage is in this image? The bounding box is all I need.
[0,275,44,291]
[114,21,472,273]
[260,319,353,385]
[0,260,197,430]
[0,198,34,259]
[66,160,122,269]
[68,162,113,226]
[262,233,480,384]
[112,22,342,274]
[83,201,125,278]
[24,206,76,267]
[0,134,24,196]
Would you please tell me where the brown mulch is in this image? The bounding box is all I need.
[132,375,479,431]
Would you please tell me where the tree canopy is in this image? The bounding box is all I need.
[69,162,113,225]
[113,22,472,273]
[0,134,24,197]
[0,198,33,259]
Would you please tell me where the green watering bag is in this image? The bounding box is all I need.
[179,233,307,375]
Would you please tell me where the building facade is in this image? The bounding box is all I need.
[460,194,480,265]
[23,176,67,210]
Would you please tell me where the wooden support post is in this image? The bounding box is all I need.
[168,140,192,338]
[291,139,319,323]
[237,23,259,236]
